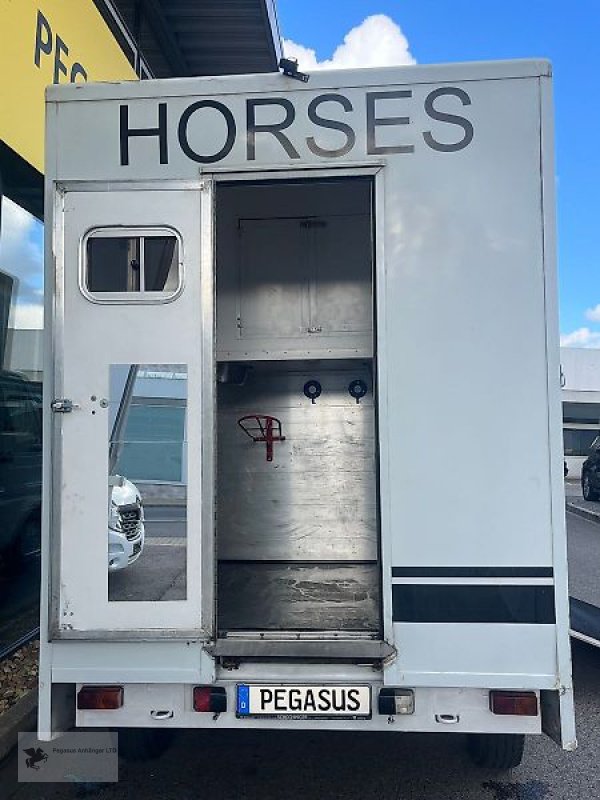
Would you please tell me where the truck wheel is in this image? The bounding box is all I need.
[117,728,176,762]
[582,473,599,501]
[466,733,525,769]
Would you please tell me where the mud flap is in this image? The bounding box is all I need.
[38,683,75,741]
[541,687,577,750]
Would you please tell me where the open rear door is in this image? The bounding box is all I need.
[49,183,213,640]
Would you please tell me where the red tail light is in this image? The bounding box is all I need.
[77,686,124,710]
[489,690,538,716]
[193,686,227,713]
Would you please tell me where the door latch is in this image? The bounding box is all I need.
[51,399,79,413]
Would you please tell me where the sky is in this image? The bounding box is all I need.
[1,2,598,344]
[0,198,44,329]
[278,0,600,347]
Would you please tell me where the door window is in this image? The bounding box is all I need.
[84,229,181,300]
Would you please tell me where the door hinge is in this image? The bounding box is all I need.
[51,399,79,413]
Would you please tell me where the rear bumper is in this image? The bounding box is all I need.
[73,682,543,735]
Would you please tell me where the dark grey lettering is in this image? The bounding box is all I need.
[34,10,52,68]
[53,35,68,84]
[423,87,474,152]
[119,104,168,166]
[178,100,236,163]
[306,93,355,157]
[70,62,88,83]
[246,98,300,160]
[366,90,414,155]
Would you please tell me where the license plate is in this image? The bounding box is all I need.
[236,685,371,718]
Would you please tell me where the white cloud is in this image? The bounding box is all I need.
[1,199,35,241]
[10,302,44,330]
[283,14,416,72]
[560,327,600,348]
[585,304,600,322]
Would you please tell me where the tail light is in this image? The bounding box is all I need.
[193,686,227,713]
[77,686,124,710]
[378,688,415,715]
[489,690,538,716]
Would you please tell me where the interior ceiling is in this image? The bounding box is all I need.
[108,0,281,78]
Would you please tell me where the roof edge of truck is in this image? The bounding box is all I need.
[45,58,552,103]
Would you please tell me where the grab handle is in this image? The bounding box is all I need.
[150,709,174,720]
[435,713,460,725]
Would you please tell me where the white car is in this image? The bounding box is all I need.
[108,476,145,571]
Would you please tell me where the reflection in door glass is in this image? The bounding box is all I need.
[108,364,187,602]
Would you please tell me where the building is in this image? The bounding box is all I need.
[561,347,600,479]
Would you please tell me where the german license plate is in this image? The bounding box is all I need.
[236,685,371,718]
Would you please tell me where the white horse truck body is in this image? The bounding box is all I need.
[39,59,575,765]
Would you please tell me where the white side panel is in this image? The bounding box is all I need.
[381,77,551,568]
[50,641,212,684]
[391,624,557,688]
[538,74,576,749]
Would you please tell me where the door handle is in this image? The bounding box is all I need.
[51,399,80,413]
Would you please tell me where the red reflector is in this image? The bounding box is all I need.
[193,687,213,712]
[489,691,538,716]
[193,686,227,713]
[77,686,124,710]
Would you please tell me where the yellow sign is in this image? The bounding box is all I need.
[0,0,137,173]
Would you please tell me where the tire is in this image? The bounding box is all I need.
[467,733,525,769]
[117,728,176,762]
[582,472,600,501]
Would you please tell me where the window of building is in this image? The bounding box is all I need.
[563,428,599,457]
[84,229,181,300]
[0,197,44,380]
[0,196,44,639]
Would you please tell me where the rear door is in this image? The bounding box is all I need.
[50,184,213,640]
